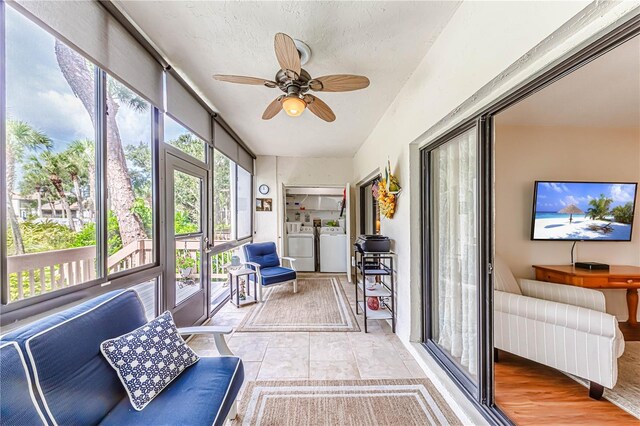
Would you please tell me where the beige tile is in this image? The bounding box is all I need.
[241,361,261,381]
[237,361,261,399]
[388,338,415,361]
[188,337,221,357]
[309,333,354,362]
[266,332,310,348]
[348,331,394,351]
[258,347,309,379]
[228,339,268,362]
[309,360,360,380]
[354,347,413,379]
[403,360,427,378]
[209,313,245,328]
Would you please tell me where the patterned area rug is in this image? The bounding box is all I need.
[236,276,360,332]
[572,341,640,419]
[235,379,462,426]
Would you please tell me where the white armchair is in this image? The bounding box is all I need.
[493,257,625,399]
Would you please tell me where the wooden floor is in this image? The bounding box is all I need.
[619,321,640,341]
[495,350,639,425]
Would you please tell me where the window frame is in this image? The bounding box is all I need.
[0,3,256,326]
[235,164,253,241]
[0,5,161,321]
[104,72,160,280]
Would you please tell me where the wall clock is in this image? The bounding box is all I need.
[258,184,270,195]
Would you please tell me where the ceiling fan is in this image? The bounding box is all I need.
[213,33,370,122]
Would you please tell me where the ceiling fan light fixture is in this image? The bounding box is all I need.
[282,95,306,117]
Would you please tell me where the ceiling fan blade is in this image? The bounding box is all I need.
[274,33,301,76]
[213,74,277,88]
[304,95,336,122]
[310,74,370,92]
[262,96,285,120]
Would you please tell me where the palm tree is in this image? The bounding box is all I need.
[6,120,52,254]
[27,152,77,231]
[586,194,613,221]
[20,163,54,218]
[55,41,147,246]
[62,140,93,222]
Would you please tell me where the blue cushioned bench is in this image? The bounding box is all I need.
[0,290,243,426]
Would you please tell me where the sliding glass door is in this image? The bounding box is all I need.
[430,127,479,380]
[422,121,490,401]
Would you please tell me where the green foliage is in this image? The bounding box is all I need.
[586,194,613,220]
[169,133,205,160]
[125,142,152,199]
[214,151,231,226]
[174,211,198,235]
[176,250,196,272]
[612,202,634,224]
[17,220,76,253]
[108,78,148,113]
[132,198,153,235]
[73,223,96,247]
[107,211,123,255]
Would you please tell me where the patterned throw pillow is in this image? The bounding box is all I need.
[100,311,199,411]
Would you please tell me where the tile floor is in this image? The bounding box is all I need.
[188,275,426,384]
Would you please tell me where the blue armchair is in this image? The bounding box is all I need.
[243,242,297,301]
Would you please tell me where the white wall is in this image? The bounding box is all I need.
[254,156,353,248]
[348,0,634,342]
[495,125,640,321]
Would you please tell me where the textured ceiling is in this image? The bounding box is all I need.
[498,35,640,128]
[114,1,460,157]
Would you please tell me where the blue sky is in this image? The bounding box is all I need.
[6,6,150,151]
[535,182,637,212]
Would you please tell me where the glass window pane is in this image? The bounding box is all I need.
[106,75,154,274]
[174,171,202,234]
[430,127,478,379]
[5,7,98,302]
[237,167,252,239]
[175,238,202,304]
[164,115,206,162]
[214,150,236,244]
[130,279,158,320]
[211,248,235,310]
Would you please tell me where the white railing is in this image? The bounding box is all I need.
[108,240,153,274]
[7,246,96,300]
[7,239,234,302]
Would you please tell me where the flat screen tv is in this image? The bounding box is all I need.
[531,181,637,241]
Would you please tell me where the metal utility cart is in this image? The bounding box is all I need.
[354,248,395,333]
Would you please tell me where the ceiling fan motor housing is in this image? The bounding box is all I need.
[294,39,312,65]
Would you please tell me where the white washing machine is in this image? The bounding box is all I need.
[319,227,347,273]
[286,226,315,272]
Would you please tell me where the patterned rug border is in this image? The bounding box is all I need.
[235,276,361,333]
[234,379,463,426]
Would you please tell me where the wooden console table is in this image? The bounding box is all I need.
[533,265,640,326]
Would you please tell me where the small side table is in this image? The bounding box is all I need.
[228,268,258,308]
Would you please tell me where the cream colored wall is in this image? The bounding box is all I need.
[495,125,640,321]
[350,0,596,341]
[253,155,353,249]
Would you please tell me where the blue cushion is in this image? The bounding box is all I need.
[244,242,280,268]
[260,266,297,286]
[101,311,200,411]
[2,290,147,426]
[100,357,244,426]
[0,342,47,425]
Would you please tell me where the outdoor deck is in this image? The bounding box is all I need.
[133,278,229,320]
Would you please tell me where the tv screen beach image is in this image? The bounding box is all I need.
[532,182,637,241]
